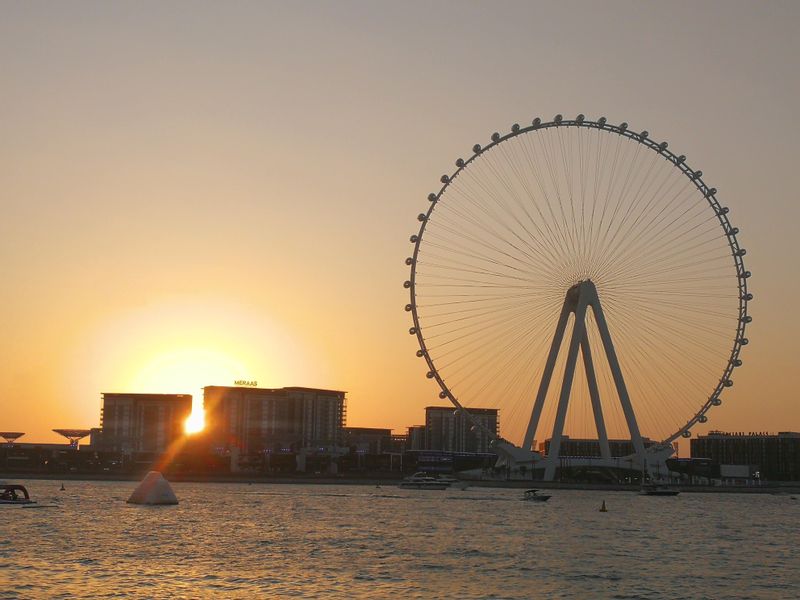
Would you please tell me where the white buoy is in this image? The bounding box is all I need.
[127,471,178,505]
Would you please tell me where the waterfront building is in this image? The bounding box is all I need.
[98,393,192,453]
[407,425,426,451]
[203,386,346,455]
[425,406,499,453]
[691,431,800,481]
[539,436,656,458]
[389,433,408,454]
[343,427,392,455]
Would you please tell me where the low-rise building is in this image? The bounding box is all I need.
[407,425,426,451]
[343,427,392,455]
[539,436,656,458]
[425,406,498,453]
[691,431,800,481]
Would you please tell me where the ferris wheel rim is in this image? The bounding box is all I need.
[405,115,751,446]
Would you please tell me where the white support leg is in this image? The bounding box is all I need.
[523,301,572,451]
[589,286,646,458]
[525,279,644,480]
[544,286,589,481]
[581,329,611,459]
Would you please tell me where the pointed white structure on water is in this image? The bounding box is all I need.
[127,471,178,505]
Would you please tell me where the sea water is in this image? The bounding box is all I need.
[0,481,797,599]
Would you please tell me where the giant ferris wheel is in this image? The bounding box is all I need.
[405,114,751,479]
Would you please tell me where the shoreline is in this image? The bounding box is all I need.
[3,472,798,493]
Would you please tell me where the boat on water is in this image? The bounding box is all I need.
[431,474,469,490]
[640,483,680,497]
[0,484,36,505]
[522,489,551,502]
[398,473,449,490]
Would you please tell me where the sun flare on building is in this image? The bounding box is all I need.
[184,408,205,434]
[129,347,252,436]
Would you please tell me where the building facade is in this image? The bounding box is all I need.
[539,436,656,458]
[425,406,498,453]
[203,386,346,454]
[343,427,392,455]
[691,431,800,481]
[99,393,192,453]
[407,425,427,451]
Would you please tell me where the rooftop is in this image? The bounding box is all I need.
[701,431,800,438]
[203,385,346,395]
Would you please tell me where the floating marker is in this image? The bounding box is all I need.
[127,471,178,505]
[599,500,608,512]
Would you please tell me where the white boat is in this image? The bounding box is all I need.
[0,484,36,505]
[522,488,551,502]
[398,473,449,490]
[430,474,469,490]
[640,483,680,496]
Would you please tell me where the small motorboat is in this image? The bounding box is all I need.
[434,475,469,490]
[0,484,36,505]
[398,473,449,490]
[640,483,680,497]
[522,489,551,502]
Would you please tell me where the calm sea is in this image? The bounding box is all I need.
[0,480,797,599]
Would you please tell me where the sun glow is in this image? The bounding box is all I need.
[62,297,329,445]
[129,347,252,436]
[184,409,205,434]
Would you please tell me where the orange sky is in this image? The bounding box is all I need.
[1,2,798,448]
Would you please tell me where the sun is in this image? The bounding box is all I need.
[184,409,205,434]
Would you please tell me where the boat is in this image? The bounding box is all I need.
[430,474,469,490]
[0,484,36,505]
[522,489,551,502]
[639,461,680,496]
[640,483,680,496]
[398,473,449,490]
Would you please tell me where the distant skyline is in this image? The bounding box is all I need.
[2,1,799,446]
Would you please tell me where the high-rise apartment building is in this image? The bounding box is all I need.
[425,406,499,453]
[99,393,192,453]
[203,386,346,454]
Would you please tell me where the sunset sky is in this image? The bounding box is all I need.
[1,1,798,447]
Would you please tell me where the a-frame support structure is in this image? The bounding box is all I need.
[522,280,646,481]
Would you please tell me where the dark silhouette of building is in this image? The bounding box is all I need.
[425,406,498,453]
[203,386,346,454]
[407,425,426,451]
[691,431,800,481]
[343,427,391,455]
[540,436,656,458]
[98,393,192,453]
[389,433,408,454]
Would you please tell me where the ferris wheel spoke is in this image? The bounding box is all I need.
[424,222,565,283]
[486,145,576,268]
[594,308,717,427]
[441,307,558,387]
[430,200,548,272]
[609,187,709,270]
[600,156,680,265]
[603,223,726,284]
